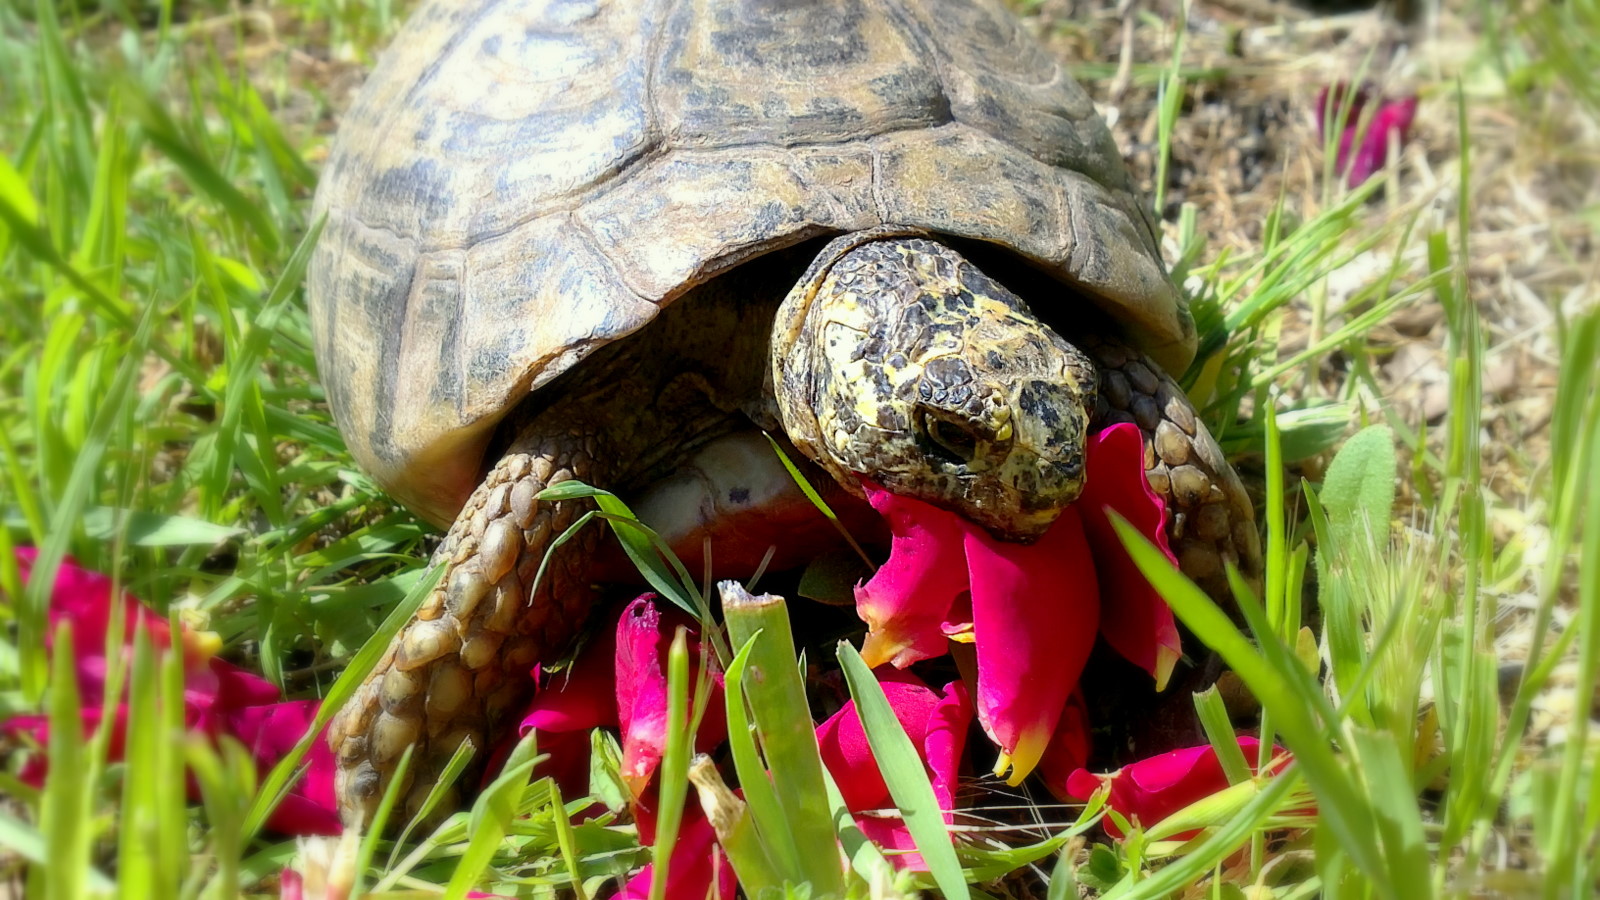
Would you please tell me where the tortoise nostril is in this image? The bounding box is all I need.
[920,411,981,464]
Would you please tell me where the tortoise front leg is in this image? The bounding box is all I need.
[328,430,607,828]
[1085,338,1262,605]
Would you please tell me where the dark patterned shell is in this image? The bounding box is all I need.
[308,0,1195,527]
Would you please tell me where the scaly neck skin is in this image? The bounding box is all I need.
[509,259,794,496]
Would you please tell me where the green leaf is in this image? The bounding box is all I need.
[588,729,630,814]
[1319,424,1397,559]
[797,548,873,606]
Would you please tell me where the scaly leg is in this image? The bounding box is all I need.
[328,428,607,827]
[1086,337,1262,604]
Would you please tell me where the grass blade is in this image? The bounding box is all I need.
[445,733,540,900]
[837,640,969,900]
[720,582,845,897]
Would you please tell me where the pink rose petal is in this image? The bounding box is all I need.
[1077,423,1182,688]
[850,422,1175,788]
[227,701,341,836]
[1065,736,1286,839]
[520,628,621,800]
[854,484,971,668]
[523,625,620,733]
[923,679,973,815]
[618,807,736,900]
[1035,691,1093,799]
[965,511,1099,785]
[4,550,341,835]
[614,597,727,799]
[1316,83,1418,187]
[616,598,672,796]
[816,678,940,811]
[815,672,974,871]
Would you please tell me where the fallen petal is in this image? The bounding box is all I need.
[1347,95,1418,186]
[227,701,341,836]
[816,675,939,812]
[922,679,973,814]
[1065,736,1278,839]
[965,511,1099,785]
[614,597,726,799]
[1316,82,1418,187]
[5,550,342,835]
[1077,423,1182,688]
[1035,691,1093,801]
[854,483,971,668]
[618,807,736,900]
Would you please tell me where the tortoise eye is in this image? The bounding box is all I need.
[922,413,980,465]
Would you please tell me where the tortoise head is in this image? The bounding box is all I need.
[770,231,1097,542]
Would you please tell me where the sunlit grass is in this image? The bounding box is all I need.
[0,0,1595,896]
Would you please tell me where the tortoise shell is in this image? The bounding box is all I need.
[307,0,1194,528]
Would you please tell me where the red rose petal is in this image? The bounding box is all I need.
[1065,736,1277,839]
[965,511,1099,785]
[854,484,971,668]
[617,807,736,900]
[1077,423,1181,688]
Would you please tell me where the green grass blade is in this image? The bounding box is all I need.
[1103,769,1303,900]
[763,432,873,568]
[837,640,969,900]
[350,743,415,896]
[1347,729,1430,895]
[721,630,805,880]
[20,296,155,699]
[41,622,90,900]
[647,628,693,900]
[386,735,476,871]
[819,761,893,888]
[1109,514,1395,896]
[445,733,540,900]
[118,626,169,897]
[535,481,704,619]
[720,582,845,896]
[549,778,592,900]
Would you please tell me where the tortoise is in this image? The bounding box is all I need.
[308,0,1261,826]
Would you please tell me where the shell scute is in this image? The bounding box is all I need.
[654,0,947,150]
